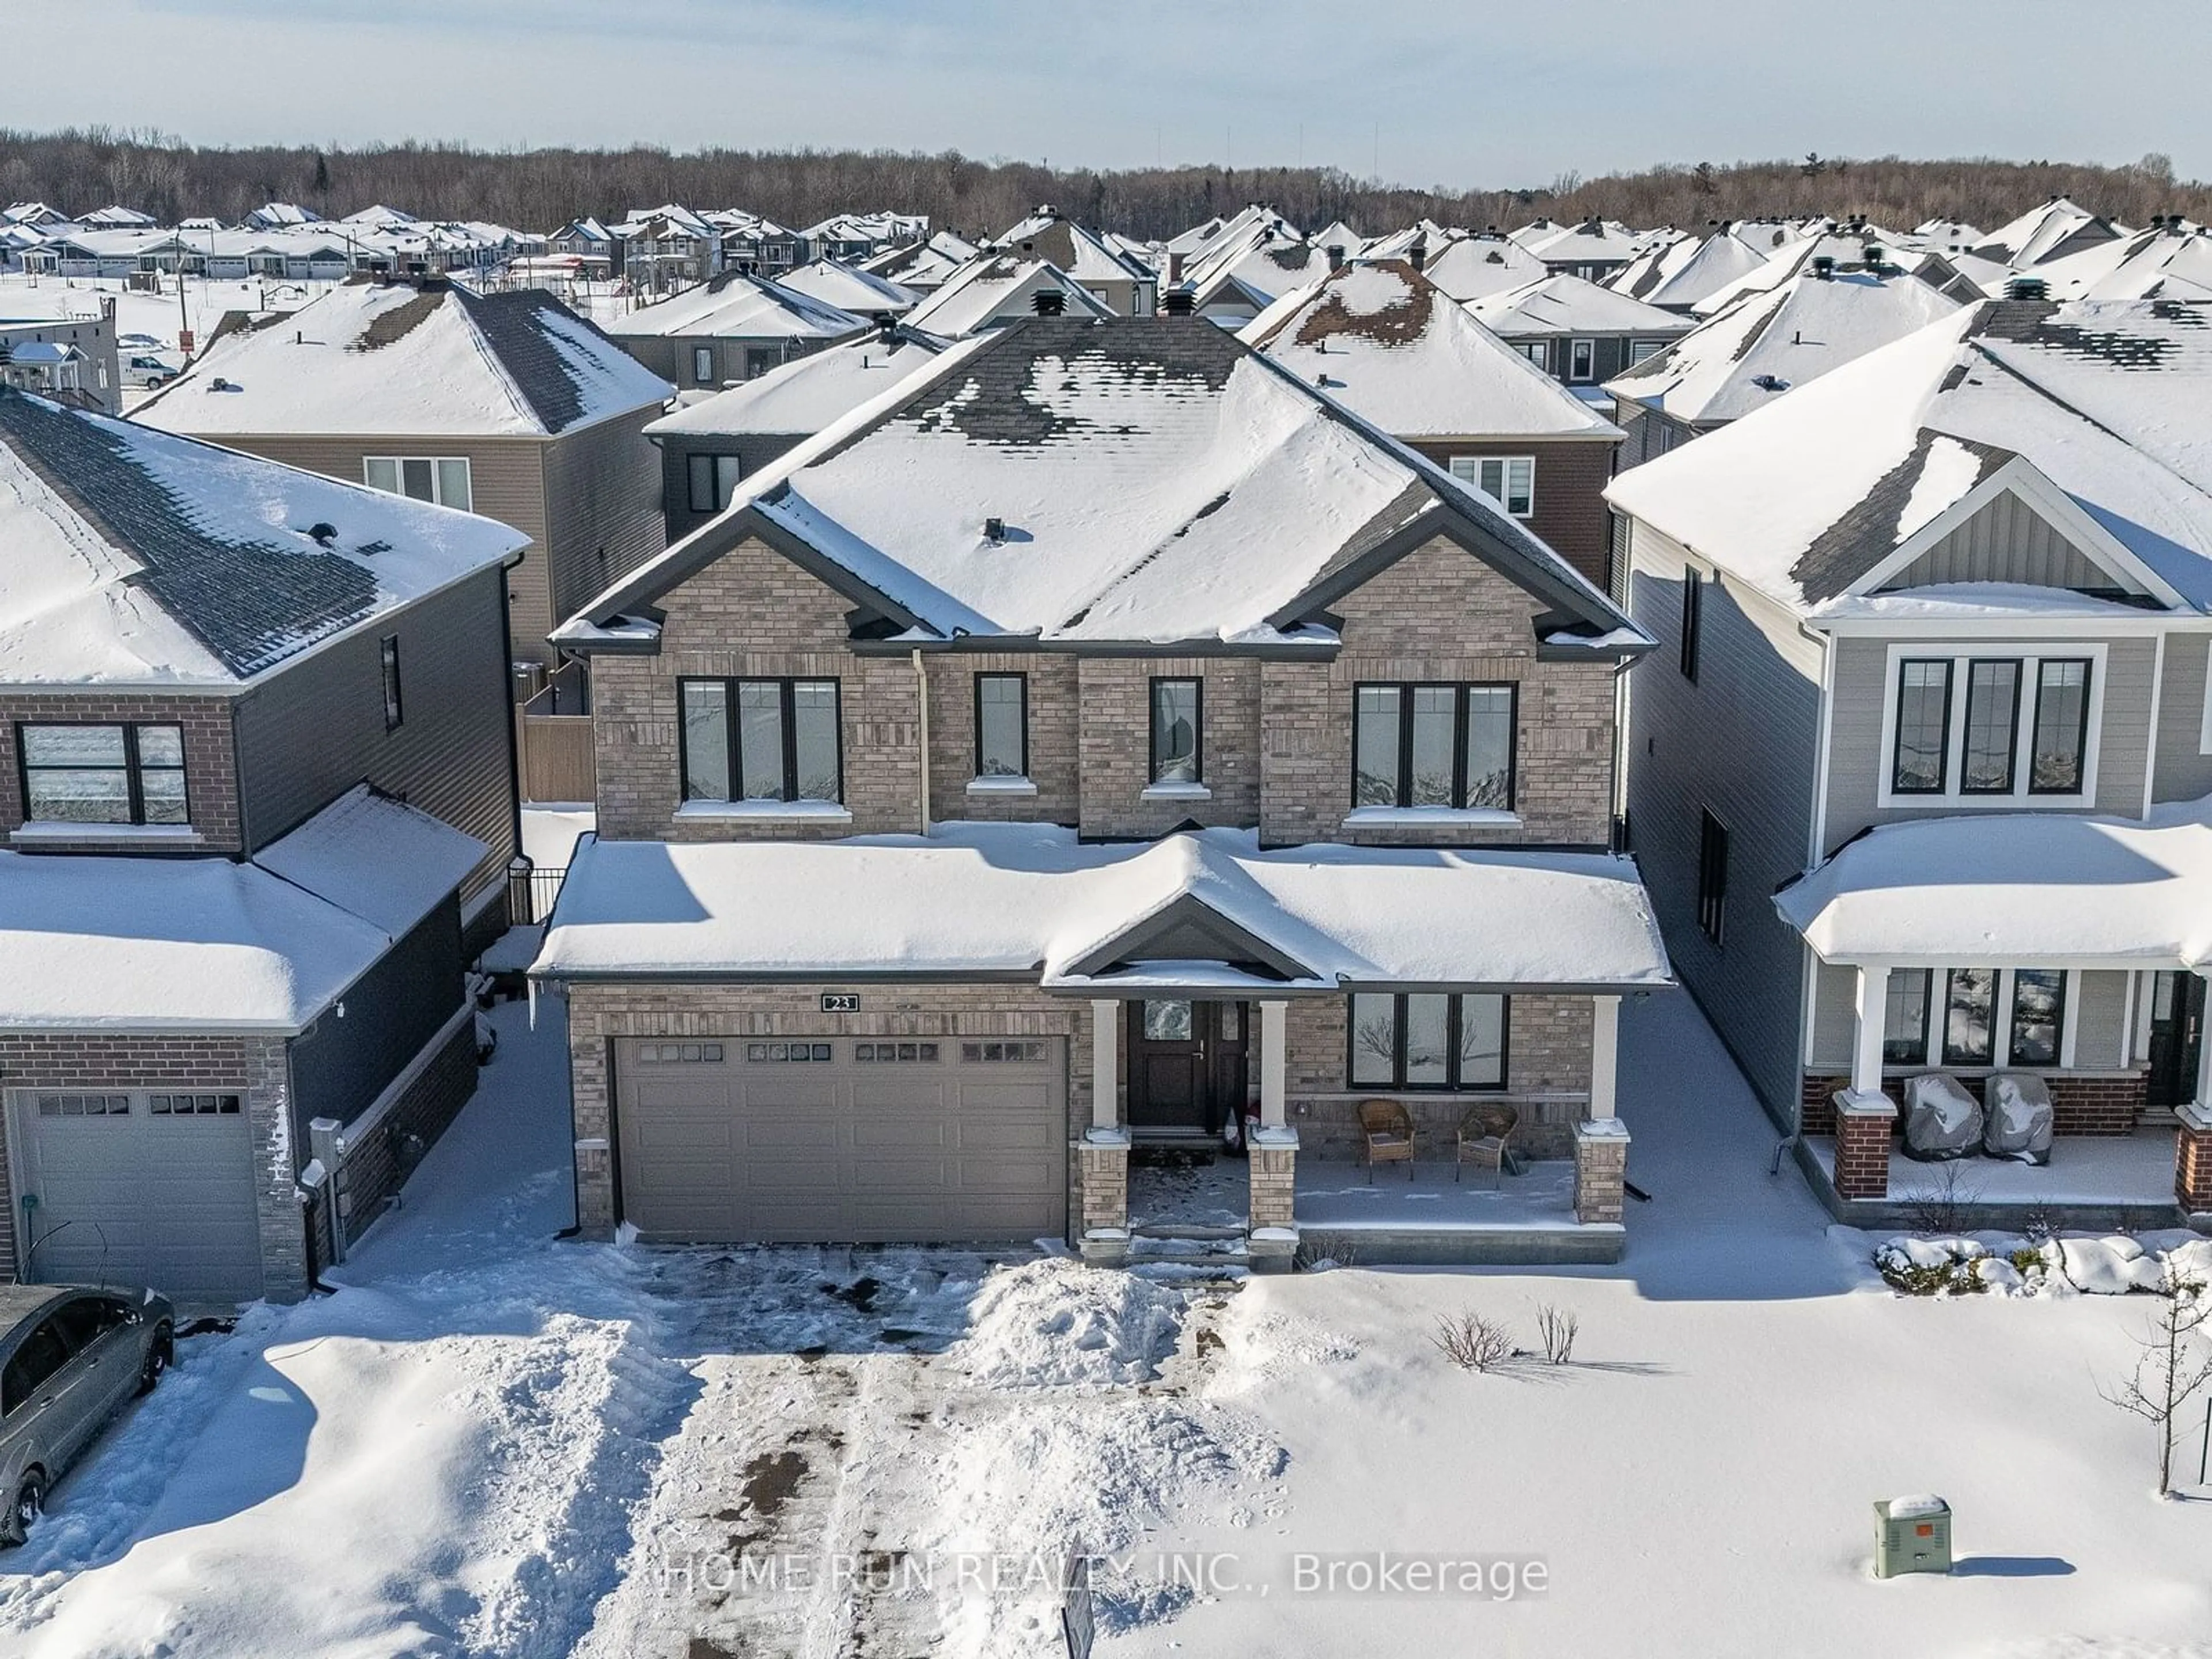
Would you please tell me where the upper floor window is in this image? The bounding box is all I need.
[17,723,188,825]
[1516,341,1548,372]
[975,673,1028,779]
[687,452,743,515]
[744,346,779,380]
[1150,677,1202,785]
[1886,650,2095,805]
[1348,993,1509,1090]
[1679,565,1704,681]
[1696,808,1728,944]
[1447,455,1535,518]
[679,677,842,804]
[364,455,471,513]
[1568,339,1597,382]
[691,344,715,385]
[380,635,404,732]
[1628,338,1666,365]
[1353,684,1516,812]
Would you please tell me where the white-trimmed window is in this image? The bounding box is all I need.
[364,455,472,512]
[1880,967,2073,1070]
[1567,339,1597,382]
[1448,455,1535,518]
[691,344,715,385]
[1628,338,1666,365]
[1878,644,2101,808]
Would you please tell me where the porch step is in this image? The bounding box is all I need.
[1127,1233,1251,1274]
[1128,1221,1247,1243]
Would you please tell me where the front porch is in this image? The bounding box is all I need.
[1798,1124,2188,1232]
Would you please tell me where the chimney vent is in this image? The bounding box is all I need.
[2004,275,2051,302]
[1811,256,1836,281]
[1031,287,1067,317]
[1327,244,1346,272]
[1408,239,1427,272]
[983,516,1006,543]
[1162,289,1195,317]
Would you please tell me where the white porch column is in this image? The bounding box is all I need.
[1259,999,1289,1128]
[1850,965,1892,1098]
[1589,994,1621,1120]
[2193,971,2212,1114]
[1090,999,1119,1131]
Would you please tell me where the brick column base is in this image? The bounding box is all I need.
[1078,1129,1130,1266]
[2176,1105,2212,1214]
[1573,1118,1630,1225]
[1833,1089,1898,1201]
[1248,1127,1299,1273]
[574,1139,616,1237]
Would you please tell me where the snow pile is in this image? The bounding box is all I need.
[950,1259,1188,1389]
[1873,1231,2212,1297]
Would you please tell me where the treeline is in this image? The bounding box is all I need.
[1,127,2202,241]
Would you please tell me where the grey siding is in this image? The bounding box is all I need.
[1623,519,1823,1127]
[1808,960,1857,1069]
[1884,491,2139,594]
[539,408,668,633]
[2153,632,2212,805]
[656,431,806,546]
[233,567,519,903]
[1811,963,2133,1073]
[287,899,466,1138]
[1824,634,2154,851]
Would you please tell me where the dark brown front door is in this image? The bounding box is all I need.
[1127,1001,1249,1132]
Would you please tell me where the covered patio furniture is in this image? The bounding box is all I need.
[1902,1073,1983,1161]
[1455,1103,1520,1185]
[1984,1073,2055,1165]
[1357,1099,1417,1182]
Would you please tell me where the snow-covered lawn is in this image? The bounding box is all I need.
[3,990,2208,1657]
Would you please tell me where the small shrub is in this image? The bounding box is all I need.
[1433,1310,1513,1372]
[1293,1232,1358,1272]
[1535,1303,1579,1365]
[1899,1161,1984,1235]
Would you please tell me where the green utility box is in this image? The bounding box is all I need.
[1874,1495,1952,1578]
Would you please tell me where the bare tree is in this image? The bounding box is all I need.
[1536,1304,1578,1365]
[1433,1311,1513,1373]
[2099,1266,2212,1497]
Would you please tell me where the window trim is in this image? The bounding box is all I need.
[676,676,844,805]
[1877,642,2104,809]
[1567,338,1597,382]
[379,634,404,732]
[1344,992,1511,1092]
[16,721,189,828]
[691,344,716,385]
[362,453,472,511]
[973,671,1029,781]
[1148,676,1204,786]
[1350,681,1518,812]
[1957,657,2022,796]
[1446,454,1537,520]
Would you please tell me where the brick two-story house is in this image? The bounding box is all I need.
[531,319,1669,1268]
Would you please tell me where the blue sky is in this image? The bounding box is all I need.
[14,0,2207,184]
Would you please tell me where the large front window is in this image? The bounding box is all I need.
[1888,650,2094,804]
[1351,683,1516,811]
[1348,993,1509,1090]
[679,677,841,804]
[17,723,188,825]
[1884,967,2068,1070]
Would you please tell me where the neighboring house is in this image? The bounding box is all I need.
[0,386,529,1303]
[1241,260,1626,590]
[1521,219,1644,282]
[1178,221,1340,313]
[772,257,919,318]
[1606,296,2212,1217]
[75,204,157,229]
[1422,232,1550,303]
[709,211,802,274]
[1467,275,1694,403]
[1607,225,1771,313]
[858,229,979,293]
[550,217,616,274]
[612,205,722,290]
[995,207,1158,316]
[603,270,869,389]
[0,294,121,414]
[244,202,321,229]
[796,213,925,264]
[1972,196,2126,268]
[644,321,952,543]
[900,256,1115,335]
[531,317,1665,1268]
[2035,220,2212,304]
[132,278,674,686]
[1604,263,1965,467]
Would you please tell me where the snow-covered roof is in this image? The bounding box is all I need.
[900,257,1114,336]
[0,388,528,685]
[1776,794,2212,969]
[1688,225,1918,317]
[536,824,1672,993]
[1468,274,1692,339]
[1609,229,1771,311]
[1974,196,2119,268]
[2035,226,2212,305]
[604,270,868,343]
[996,211,1153,288]
[0,786,484,1032]
[1604,268,1964,426]
[1522,219,1643,267]
[1241,262,1620,441]
[566,318,1644,653]
[1421,234,1550,303]
[1605,298,2212,616]
[644,327,950,438]
[134,280,672,438]
[772,258,919,316]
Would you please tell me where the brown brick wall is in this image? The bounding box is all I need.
[1077,657,1262,838]
[927,653,1081,826]
[2177,1124,2212,1210]
[1260,537,1618,849]
[1832,1107,1893,1199]
[0,692,240,850]
[1801,1070,2149,1137]
[1406,438,1619,592]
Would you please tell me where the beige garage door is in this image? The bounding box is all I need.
[616,1036,1067,1243]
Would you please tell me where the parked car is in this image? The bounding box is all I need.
[116,332,165,351]
[122,353,181,388]
[0,1284,173,1545]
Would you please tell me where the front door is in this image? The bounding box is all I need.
[2148,971,2206,1107]
[1127,1001,1249,1133]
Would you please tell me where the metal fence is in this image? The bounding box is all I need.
[507,863,567,927]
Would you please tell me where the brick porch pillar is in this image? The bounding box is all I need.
[1077,1128,1130,1266]
[1573,1118,1630,1224]
[1248,1126,1298,1273]
[1832,1089,1897,1200]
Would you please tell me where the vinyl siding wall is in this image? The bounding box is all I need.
[287,899,467,1136]
[2152,631,2212,805]
[539,408,668,634]
[656,432,806,547]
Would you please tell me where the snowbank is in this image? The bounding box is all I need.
[950,1258,1187,1389]
[1872,1230,2212,1297]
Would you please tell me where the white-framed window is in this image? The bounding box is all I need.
[1877,643,2103,808]
[1447,454,1535,518]
[1628,338,1665,365]
[1567,339,1597,382]
[1516,340,1548,372]
[364,455,472,512]
[1879,967,2075,1070]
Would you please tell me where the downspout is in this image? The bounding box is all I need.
[912,647,932,836]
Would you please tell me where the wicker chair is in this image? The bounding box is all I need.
[1357,1099,1417,1182]
[1456,1104,1519,1185]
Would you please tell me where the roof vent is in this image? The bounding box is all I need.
[1810,256,1836,281]
[983,516,1007,543]
[1408,239,1427,272]
[1161,289,1195,317]
[1031,287,1067,317]
[2004,275,2051,301]
[1327,244,1346,272]
[1751,373,1790,392]
[210,376,236,391]
[306,521,338,546]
